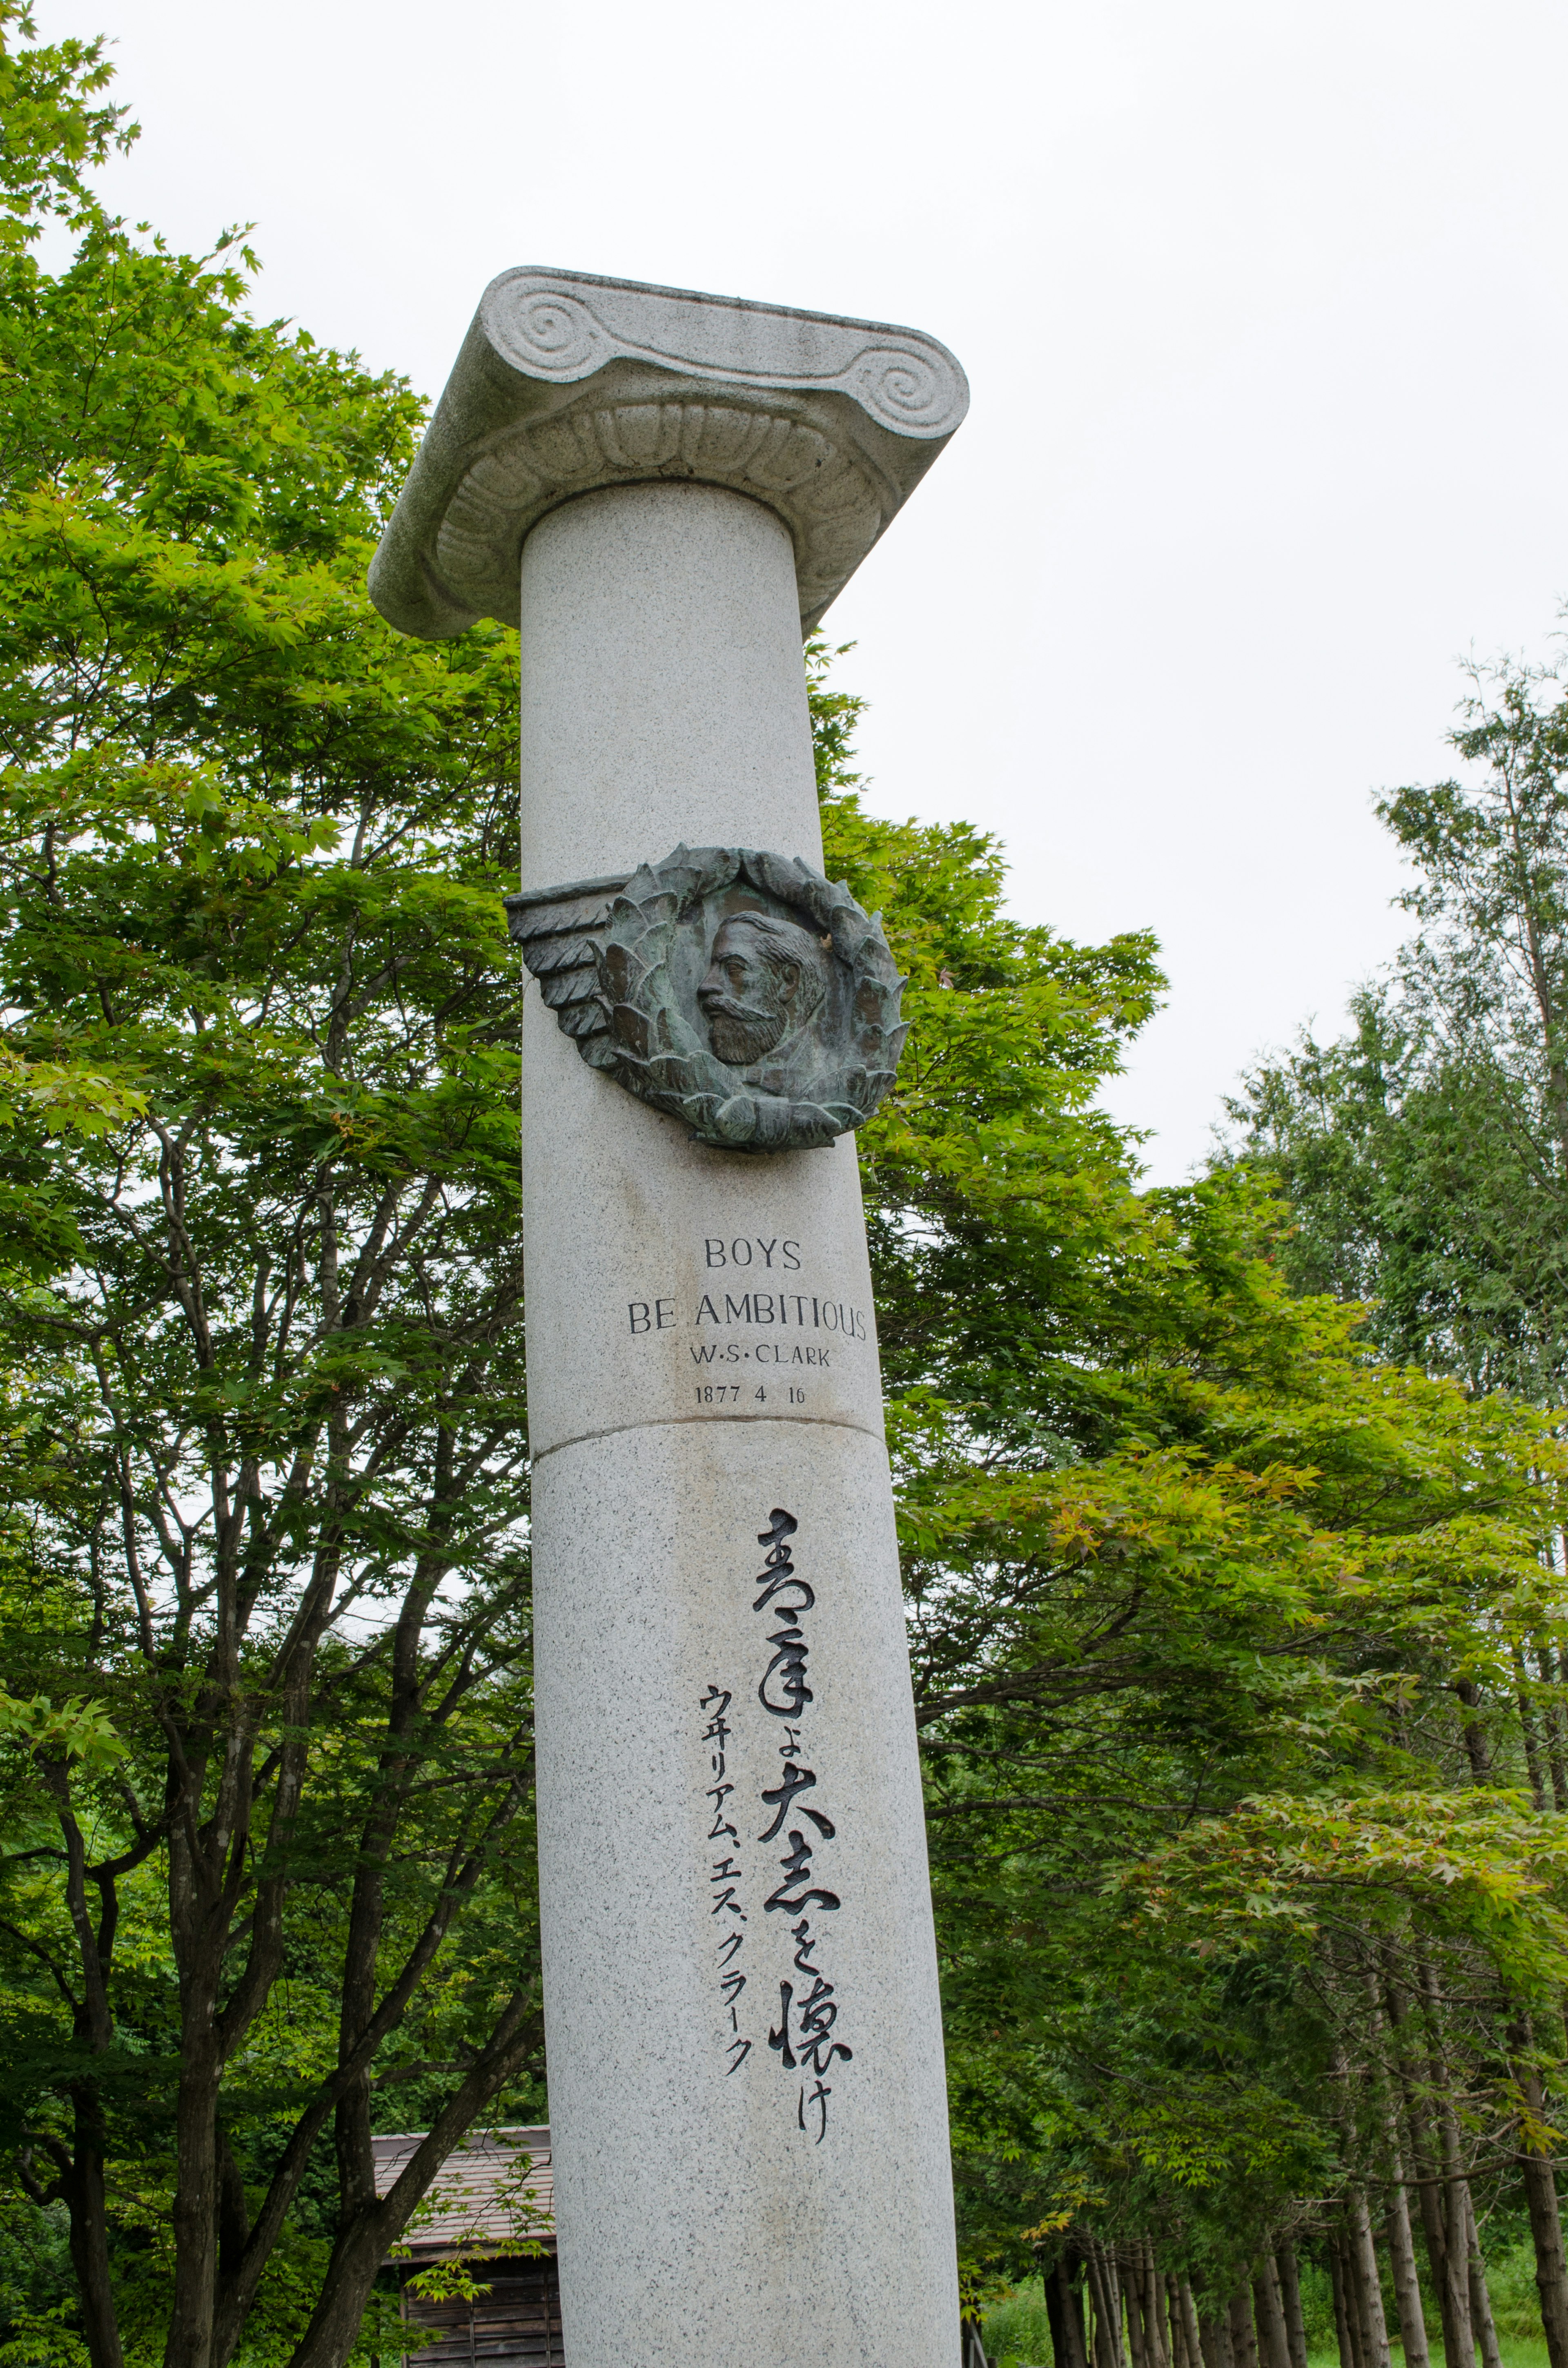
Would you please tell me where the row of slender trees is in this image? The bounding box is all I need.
[1035,1933,1568,2368]
[964,625,1568,2368]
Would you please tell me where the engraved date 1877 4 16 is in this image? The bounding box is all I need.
[695,1384,808,1408]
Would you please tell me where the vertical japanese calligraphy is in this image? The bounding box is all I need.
[752,1508,853,2142]
[699,1684,752,2074]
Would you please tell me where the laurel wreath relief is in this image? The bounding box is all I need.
[508,845,909,1153]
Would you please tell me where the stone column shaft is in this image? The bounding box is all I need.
[521,482,956,2368]
[369,269,970,2368]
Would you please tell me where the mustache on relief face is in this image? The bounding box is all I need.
[699,990,777,1026]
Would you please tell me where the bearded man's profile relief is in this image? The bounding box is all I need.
[697,911,833,1071]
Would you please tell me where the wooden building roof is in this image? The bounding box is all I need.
[372,2125,555,2261]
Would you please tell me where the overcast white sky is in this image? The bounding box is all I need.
[42,0,1568,1180]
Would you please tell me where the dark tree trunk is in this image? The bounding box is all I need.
[1086,2243,1125,2368]
[1163,2278,1186,2368]
[1058,2260,1092,2368]
[1428,2075,1479,2368]
[1463,2190,1503,2368]
[1228,2290,1258,2368]
[283,1992,541,2368]
[61,2094,126,2368]
[1343,2221,1375,2368]
[1452,1679,1493,1784]
[1085,2251,1107,2368]
[1142,2249,1169,2368]
[1111,2247,1130,2368]
[1386,2173,1432,2368]
[1388,1968,1473,2368]
[1404,2112,1470,2368]
[1510,2021,1568,2368]
[1198,2308,1233,2368]
[1330,2236,1363,2368]
[166,2028,223,2368]
[1276,2245,1309,2368]
[1125,2258,1150,2368]
[1519,2112,1568,2368]
[1047,2262,1071,2368]
[1521,2143,1568,2368]
[1536,1644,1568,1811]
[33,1767,131,2368]
[1365,1979,1430,2368]
[1514,1647,1550,1809]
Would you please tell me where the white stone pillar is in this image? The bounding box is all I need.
[370,270,970,2368]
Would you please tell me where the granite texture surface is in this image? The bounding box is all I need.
[367,267,969,639]
[517,484,817,890]
[523,983,884,1459]
[532,1420,959,2368]
[510,472,960,2367]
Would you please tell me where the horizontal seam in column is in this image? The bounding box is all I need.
[530,1412,887,1464]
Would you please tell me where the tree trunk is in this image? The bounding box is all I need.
[1426,2054,1479,2368]
[62,2095,126,2368]
[1328,2022,1390,2368]
[1347,2192,1392,2368]
[1132,2254,1156,2368]
[1330,2236,1363,2368]
[1385,2167,1432,2368]
[1512,2024,1568,2368]
[1522,2140,1568,2368]
[1403,2096,1471,2368]
[1416,1968,1479,2357]
[1228,2290,1259,2368]
[1087,2245,1125,2368]
[1514,1646,1550,1810]
[1176,2282,1204,2368]
[1198,2308,1232,2368]
[1463,2189,1503,2368]
[1056,2254,1080,2368]
[1164,2277,1188,2368]
[1388,1967,1473,2368]
[1536,1643,1568,1811]
[1084,2247,1107,2368]
[283,1991,542,2368]
[1253,2258,1291,2368]
[1365,1978,1430,2368]
[1276,2243,1309,2368]
[1058,2260,1092,2368]
[1452,1678,1492,1784]
[166,2026,223,2368]
[1109,2254,1129,2368]
[1143,2249,1169,2368]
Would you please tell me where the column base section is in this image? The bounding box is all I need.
[532,1417,959,2368]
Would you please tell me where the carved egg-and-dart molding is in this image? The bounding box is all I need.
[435,399,888,637]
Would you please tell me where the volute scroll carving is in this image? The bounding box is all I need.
[367,268,968,643]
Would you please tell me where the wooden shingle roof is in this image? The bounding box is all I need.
[372,2125,555,2260]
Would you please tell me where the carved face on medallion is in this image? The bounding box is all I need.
[506,845,909,1152]
[697,913,833,1067]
